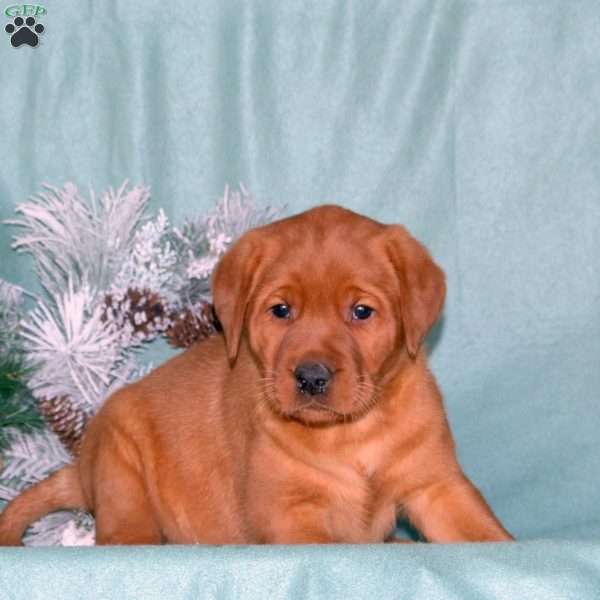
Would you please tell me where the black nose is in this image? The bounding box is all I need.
[294,362,332,396]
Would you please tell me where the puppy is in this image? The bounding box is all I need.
[0,205,512,545]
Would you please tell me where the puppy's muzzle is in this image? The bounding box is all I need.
[294,362,333,396]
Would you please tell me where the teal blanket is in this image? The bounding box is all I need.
[1,0,600,597]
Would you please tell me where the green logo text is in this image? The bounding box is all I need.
[4,4,46,17]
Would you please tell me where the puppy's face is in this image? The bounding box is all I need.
[213,206,445,425]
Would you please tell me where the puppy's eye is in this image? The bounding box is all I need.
[271,304,291,319]
[352,304,374,320]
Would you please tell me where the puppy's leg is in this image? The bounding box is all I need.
[87,433,161,545]
[262,505,334,544]
[403,473,513,542]
[93,460,162,545]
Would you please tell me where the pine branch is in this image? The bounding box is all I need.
[0,429,70,492]
[0,355,44,451]
[172,184,284,304]
[21,282,129,412]
[7,181,150,303]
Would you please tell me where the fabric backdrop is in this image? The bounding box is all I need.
[1,0,600,598]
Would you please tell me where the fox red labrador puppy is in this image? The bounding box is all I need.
[0,205,512,545]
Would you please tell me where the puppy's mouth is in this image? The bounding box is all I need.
[299,402,329,412]
[261,369,380,425]
[287,400,347,424]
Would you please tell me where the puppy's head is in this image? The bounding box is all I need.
[213,206,445,425]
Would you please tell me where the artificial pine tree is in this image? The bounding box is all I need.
[0,281,44,452]
[0,182,281,545]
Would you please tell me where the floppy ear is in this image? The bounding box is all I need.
[385,226,446,358]
[212,232,261,365]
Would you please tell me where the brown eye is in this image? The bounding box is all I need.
[271,304,291,319]
[352,305,374,320]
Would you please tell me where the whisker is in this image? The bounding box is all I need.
[351,377,382,420]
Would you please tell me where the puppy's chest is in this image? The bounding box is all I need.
[312,441,396,541]
[351,436,391,479]
[331,438,395,508]
[253,434,396,542]
[292,433,392,488]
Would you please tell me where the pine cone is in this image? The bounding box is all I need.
[166,301,219,348]
[103,288,169,342]
[38,396,89,457]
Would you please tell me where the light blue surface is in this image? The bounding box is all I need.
[1,0,600,597]
[3,542,600,600]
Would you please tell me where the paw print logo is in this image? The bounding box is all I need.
[5,16,44,47]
